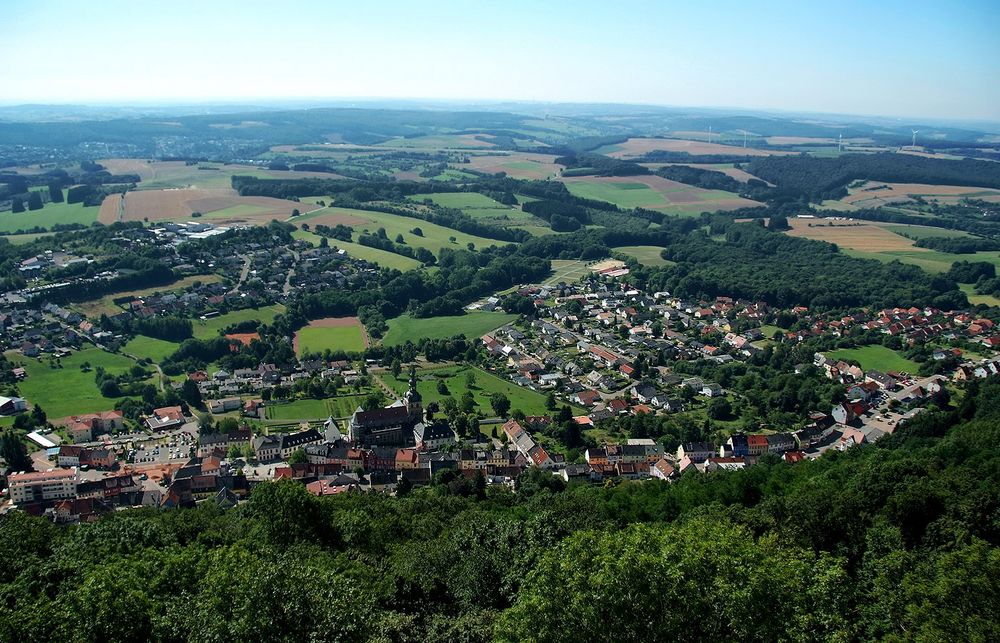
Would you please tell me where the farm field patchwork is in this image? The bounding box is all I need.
[6,347,142,419]
[596,137,782,158]
[840,181,1000,208]
[384,365,580,417]
[381,312,517,346]
[98,188,321,226]
[613,245,675,267]
[457,152,563,179]
[561,175,760,215]
[192,305,286,340]
[826,345,920,374]
[295,206,502,253]
[294,317,369,356]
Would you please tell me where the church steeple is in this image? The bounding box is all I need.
[404,366,422,419]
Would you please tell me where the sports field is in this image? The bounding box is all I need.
[384,365,580,417]
[295,317,368,356]
[295,206,501,253]
[613,245,675,267]
[6,347,143,418]
[826,345,920,374]
[545,259,598,284]
[382,312,517,346]
[193,305,286,339]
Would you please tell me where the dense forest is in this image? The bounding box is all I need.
[2,377,998,642]
[748,153,1000,201]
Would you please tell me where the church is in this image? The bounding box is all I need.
[348,370,425,447]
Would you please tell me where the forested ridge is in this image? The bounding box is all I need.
[2,377,999,642]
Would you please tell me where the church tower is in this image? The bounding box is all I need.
[404,366,423,421]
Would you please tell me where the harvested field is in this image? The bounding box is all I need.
[98,189,320,225]
[841,181,1000,207]
[460,152,563,179]
[641,162,769,183]
[783,217,918,252]
[597,137,783,158]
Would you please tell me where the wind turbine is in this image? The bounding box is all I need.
[708,126,713,144]
[911,129,919,147]
[743,130,748,148]
[838,134,843,152]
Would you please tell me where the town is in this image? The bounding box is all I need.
[3,231,998,521]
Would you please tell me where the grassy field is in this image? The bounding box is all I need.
[376,134,496,149]
[565,181,667,209]
[385,365,579,417]
[613,245,674,267]
[296,207,502,254]
[409,191,534,222]
[842,248,1000,274]
[193,304,286,339]
[545,259,599,284]
[960,283,1000,307]
[296,325,367,355]
[382,312,517,346]
[877,224,971,240]
[123,335,180,362]
[0,192,100,233]
[73,274,224,318]
[265,394,369,420]
[827,345,920,373]
[292,229,422,271]
[2,232,56,244]
[6,347,141,418]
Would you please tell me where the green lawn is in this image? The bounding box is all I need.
[265,394,369,420]
[295,207,502,254]
[382,312,517,346]
[613,245,674,267]
[826,345,920,373]
[193,305,286,339]
[877,224,972,240]
[296,325,367,356]
[123,335,180,362]
[7,347,141,418]
[291,229,422,271]
[385,365,579,417]
[0,192,100,233]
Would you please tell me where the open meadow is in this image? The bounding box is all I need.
[294,317,368,355]
[376,133,498,149]
[72,274,224,318]
[295,206,502,253]
[291,229,422,271]
[382,312,517,346]
[0,190,100,233]
[6,347,143,419]
[264,393,370,420]
[613,245,675,267]
[192,305,286,339]
[408,191,535,222]
[123,335,181,363]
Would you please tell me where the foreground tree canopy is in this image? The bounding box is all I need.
[2,377,999,641]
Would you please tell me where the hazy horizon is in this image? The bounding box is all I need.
[1,0,998,121]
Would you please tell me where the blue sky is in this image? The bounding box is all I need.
[1,0,997,120]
